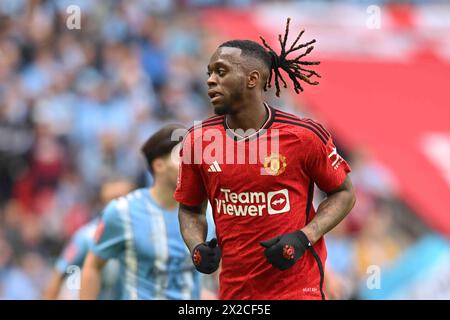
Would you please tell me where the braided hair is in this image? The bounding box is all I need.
[219,18,320,97]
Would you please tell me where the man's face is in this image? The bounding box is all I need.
[207,47,246,115]
[167,143,181,188]
[155,143,181,189]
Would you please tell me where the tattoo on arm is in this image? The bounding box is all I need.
[302,176,356,244]
[178,202,208,253]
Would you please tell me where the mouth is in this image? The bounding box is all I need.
[208,91,223,103]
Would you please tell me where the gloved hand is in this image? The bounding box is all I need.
[260,230,311,270]
[192,238,221,274]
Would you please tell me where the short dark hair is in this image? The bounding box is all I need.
[219,39,272,71]
[141,124,185,175]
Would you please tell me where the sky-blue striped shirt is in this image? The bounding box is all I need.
[92,188,214,300]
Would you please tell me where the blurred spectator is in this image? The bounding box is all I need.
[42,178,134,300]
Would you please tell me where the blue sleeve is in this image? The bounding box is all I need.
[55,228,92,275]
[91,200,127,260]
[206,203,216,241]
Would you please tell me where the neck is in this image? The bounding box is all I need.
[226,95,267,133]
[149,180,177,210]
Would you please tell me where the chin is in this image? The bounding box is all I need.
[213,104,231,116]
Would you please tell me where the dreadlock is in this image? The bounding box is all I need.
[218,18,320,97]
[259,17,321,97]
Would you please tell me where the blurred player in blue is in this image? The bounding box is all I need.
[80,124,215,300]
[42,178,134,299]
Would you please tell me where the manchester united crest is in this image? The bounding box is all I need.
[263,153,287,176]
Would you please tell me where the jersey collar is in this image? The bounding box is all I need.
[224,103,275,142]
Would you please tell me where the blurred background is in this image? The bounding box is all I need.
[0,0,449,299]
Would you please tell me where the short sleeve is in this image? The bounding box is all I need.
[55,229,91,274]
[174,132,207,206]
[91,200,127,260]
[305,128,351,193]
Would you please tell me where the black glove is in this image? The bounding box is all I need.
[192,238,221,274]
[260,230,311,270]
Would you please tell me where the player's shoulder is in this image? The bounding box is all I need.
[115,188,147,207]
[181,115,225,152]
[102,188,142,217]
[101,198,121,220]
[186,115,224,136]
[271,107,331,145]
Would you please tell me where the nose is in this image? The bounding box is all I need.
[207,73,217,87]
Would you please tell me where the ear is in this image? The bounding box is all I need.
[247,70,260,89]
[152,158,165,174]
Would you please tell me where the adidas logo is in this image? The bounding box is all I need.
[208,161,222,173]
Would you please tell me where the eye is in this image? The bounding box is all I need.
[206,71,212,77]
[218,69,226,76]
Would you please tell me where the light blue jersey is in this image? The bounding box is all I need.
[92,188,212,300]
[55,218,122,300]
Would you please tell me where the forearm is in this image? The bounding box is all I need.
[302,178,356,244]
[80,254,104,300]
[42,271,64,300]
[179,203,208,253]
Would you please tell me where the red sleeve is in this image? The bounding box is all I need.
[174,131,207,206]
[305,128,351,193]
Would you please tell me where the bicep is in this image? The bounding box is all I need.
[324,175,357,211]
[179,201,207,215]
[326,175,354,196]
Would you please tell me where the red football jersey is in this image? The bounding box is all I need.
[174,104,351,300]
